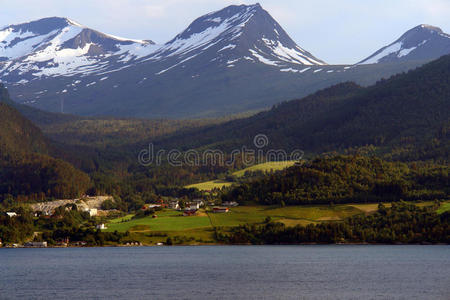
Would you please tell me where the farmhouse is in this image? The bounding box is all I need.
[187,202,200,210]
[168,200,180,210]
[96,224,107,230]
[192,199,205,207]
[213,207,229,213]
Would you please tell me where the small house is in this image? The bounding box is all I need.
[192,199,204,207]
[187,202,200,210]
[96,224,107,230]
[6,212,17,218]
[168,200,179,210]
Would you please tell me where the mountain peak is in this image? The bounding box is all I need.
[359,24,450,64]
[417,24,443,33]
[151,2,324,74]
[4,17,79,35]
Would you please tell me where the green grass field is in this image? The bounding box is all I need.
[437,202,450,214]
[185,180,234,191]
[232,161,297,177]
[105,201,440,245]
[105,210,211,232]
[186,161,297,191]
[106,203,374,235]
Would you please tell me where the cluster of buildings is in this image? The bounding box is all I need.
[141,197,238,217]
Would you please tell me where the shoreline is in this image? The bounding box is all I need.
[2,242,448,248]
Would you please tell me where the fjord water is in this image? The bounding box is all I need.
[1,246,449,299]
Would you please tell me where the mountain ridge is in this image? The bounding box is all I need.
[1,4,449,118]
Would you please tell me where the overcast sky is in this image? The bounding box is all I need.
[1,0,449,64]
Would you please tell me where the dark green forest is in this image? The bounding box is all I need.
[217,202,450,244]
[221,155,449,205]
[0,86,90,200]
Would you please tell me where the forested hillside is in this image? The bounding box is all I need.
[153,55,450,162]
[0,84,90,201]
[218,202,450,244]
[221,155,449,206]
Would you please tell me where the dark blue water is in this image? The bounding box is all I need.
[1,245,449,299]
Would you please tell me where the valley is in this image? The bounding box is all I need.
[0,3,448,248]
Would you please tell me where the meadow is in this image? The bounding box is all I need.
[185,161,297,191]
[104,201,443,245]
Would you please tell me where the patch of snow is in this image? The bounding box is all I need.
[100,76,108,81]
[360,42,402,64]
[156,54,199,75]
[249,49,279,66]
[227,58,239,64]
[116,43,161,62]
[218,44,236,52]
[260,38,324,65]
[280,68,299,73]
[313,69,323,73]
[102,33,147,44]
[208,17,222,23]
[299,67,311,73]
[398,47,416,57]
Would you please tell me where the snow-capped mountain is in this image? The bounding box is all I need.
[359,24,450,64]
[0,5,325,83]
[1,4,445,118]
[146,3,325,75]
[0,17,158,81]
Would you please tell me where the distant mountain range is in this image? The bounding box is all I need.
[1,3,450,118]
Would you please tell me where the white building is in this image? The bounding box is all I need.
[168,200,179,210]
[82,208,98,217]
[188,203,200,210]
[6,212,17,218]
[96,224,107,230]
